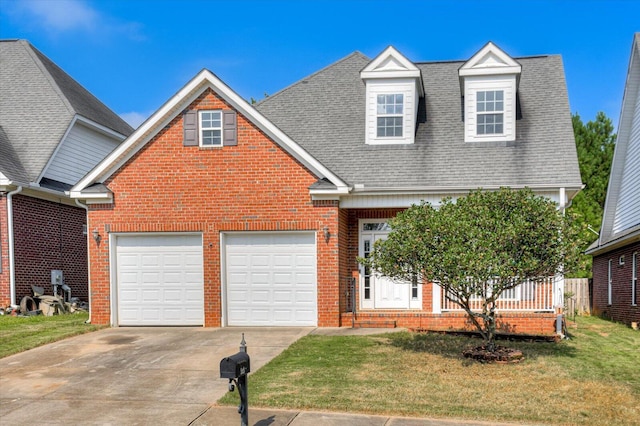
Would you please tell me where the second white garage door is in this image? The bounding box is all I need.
[225,232,317,326]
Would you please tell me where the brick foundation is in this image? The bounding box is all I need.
[341,311,559,335]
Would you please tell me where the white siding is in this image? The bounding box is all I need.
[340,190,561,209]
[613,88,640,233]
[464,75,517,143]
[44,122,120,185]
[365,78,417,145]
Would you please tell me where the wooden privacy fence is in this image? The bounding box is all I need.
[564,278,591,316]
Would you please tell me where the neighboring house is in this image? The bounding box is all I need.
[0,40,133,308]
[586,34,640,326]
[70,42,582,334]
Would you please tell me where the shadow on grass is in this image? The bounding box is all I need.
[383,330,578,363]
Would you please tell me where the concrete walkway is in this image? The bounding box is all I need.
[194,405,526,425]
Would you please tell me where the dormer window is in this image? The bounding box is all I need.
[459,42,521,143]
[361,46,423,145]
[377,94,404,137]
[476,90,504,135]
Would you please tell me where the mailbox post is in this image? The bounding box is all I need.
[220,335,250,426]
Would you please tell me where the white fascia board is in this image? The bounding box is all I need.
[72,69,347,193]
[74,115,129,140]
[310,186,351,200]
[585,228,640,256]
[361,46,420,74]
[458,66,522,77]
[68,190,113,203]
[600,34,640,244]
[361,69,422,79]
[0,172,11,186]
[349,183,583,194]
[460,42,521,72]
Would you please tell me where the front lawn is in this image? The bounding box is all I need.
[219,316,639,425]
[0,312,104,358]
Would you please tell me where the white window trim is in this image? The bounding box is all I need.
[198,110,223,147]
[608,258,613,305]
[463,76,516,143]
[376,93,404,138]
[632,251,637,306]
[476,90,505,135]
[365,79,416,145]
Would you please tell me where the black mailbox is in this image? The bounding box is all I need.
[220,351,250,379]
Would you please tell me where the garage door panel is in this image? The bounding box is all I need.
[273,290,292,303]
[273,272,292,285]
[226,232,317,326]
[116,234,204,326]
[295,290,315,303]
[274,254,293,267]
[296,254,315,267]
[295,272,314,284]
[250,255,270,267]
[250,272,270,284]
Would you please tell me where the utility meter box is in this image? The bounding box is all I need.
[51,270,63,285]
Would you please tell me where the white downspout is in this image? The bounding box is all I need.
[556,187,566,312]
[75,199,92,324]
[7,186,23,307]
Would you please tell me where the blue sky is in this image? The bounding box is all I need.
[1,0,638,128]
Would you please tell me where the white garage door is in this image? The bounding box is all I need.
[225,232,317,326]
[116,234,204,326]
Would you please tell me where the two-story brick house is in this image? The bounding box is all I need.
[71,42,582,333]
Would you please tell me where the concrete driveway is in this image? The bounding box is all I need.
[0,326,312,424]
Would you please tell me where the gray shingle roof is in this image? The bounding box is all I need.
[0,39,133,184]
[256,51,582,190]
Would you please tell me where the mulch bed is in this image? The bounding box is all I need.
[463,345,525,363]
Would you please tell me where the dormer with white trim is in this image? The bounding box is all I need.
[459,42,521,143]
[361,46,424,145]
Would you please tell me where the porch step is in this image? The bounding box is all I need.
[352,320,397,329]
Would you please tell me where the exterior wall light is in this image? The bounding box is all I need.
[92,229,101,244]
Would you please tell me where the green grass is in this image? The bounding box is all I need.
[0,312,105,358]
[220,316,640,425]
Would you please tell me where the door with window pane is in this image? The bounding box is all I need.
[360,221,418,309]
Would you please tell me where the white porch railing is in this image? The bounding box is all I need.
[441,276,558,312]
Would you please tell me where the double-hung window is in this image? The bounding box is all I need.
[199,111,222,147]
[476,90,504,135]
[608,259,613,305]
[376,94,403,137]
[633,251,637,306]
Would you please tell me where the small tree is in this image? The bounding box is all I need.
[362,188,579,351]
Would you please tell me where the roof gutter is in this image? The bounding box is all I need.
[7,185,23,307]
[348,183,584,195]
[585,228,640,256]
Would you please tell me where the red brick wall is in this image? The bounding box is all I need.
[592,241,640,325]
[341,311,559,336]
[0,194,9,306]
[11,195,88,304]
[87,89,340,326]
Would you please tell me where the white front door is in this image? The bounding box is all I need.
[360,220,420,310]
